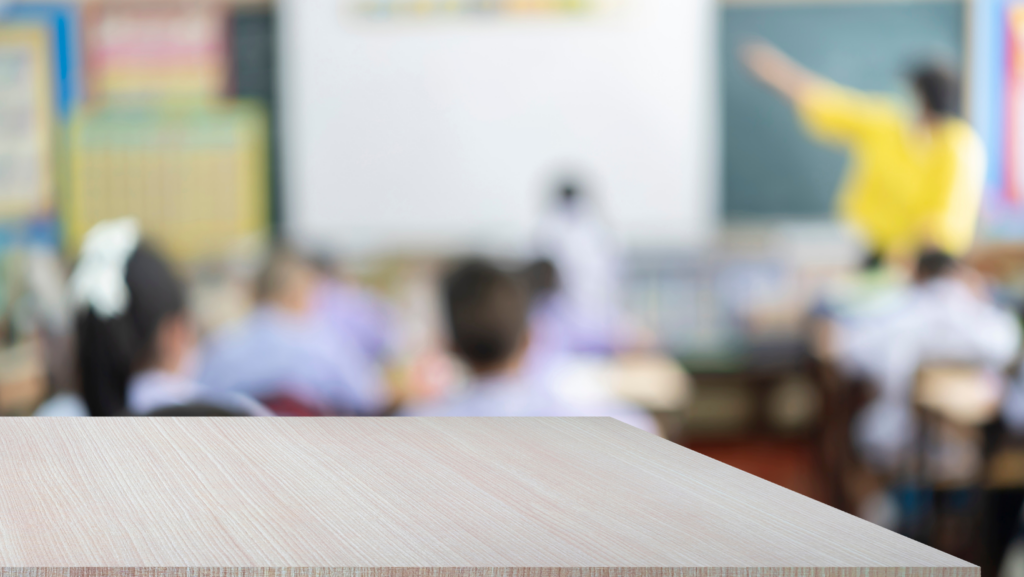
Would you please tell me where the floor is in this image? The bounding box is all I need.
[687,436,829,503]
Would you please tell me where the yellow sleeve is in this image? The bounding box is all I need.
[916,126,987,256]
[797,81,898,145]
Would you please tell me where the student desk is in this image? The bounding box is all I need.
[0,418,972,577]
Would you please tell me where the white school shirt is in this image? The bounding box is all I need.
[833,277,1021,470]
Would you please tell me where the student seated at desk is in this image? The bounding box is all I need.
[520,257,650,363]
[198,247,390,416]
[404,259,657,433]
[70,219,268,417]
[309,256,397,364]
[831,250,1021,473]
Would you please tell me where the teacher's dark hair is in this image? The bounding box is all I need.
[76,243,185,416]
[915,249,958,283]
[910,63,960,117]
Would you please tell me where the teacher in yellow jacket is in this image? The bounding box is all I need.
[743,43,985,264]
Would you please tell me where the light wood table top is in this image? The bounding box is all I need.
[0,418,971,576]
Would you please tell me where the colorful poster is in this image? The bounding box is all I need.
[0,25,53,220]
[2,2,82,119]
[66,104,268,262]
[1005,5,1024,204]
[84,4,225,101]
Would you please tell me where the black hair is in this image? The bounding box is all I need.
[554,177,585,209]
[519,259,560,304]
[76,243,186,416]
[909,63,960,117]
[916,248,958,282]
[561,182,579,205]
[146,403,248,417]
[443,259,529,372]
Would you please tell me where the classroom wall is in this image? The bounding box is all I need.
[280,0,718,256]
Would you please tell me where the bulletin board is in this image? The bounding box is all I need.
[2,2,82,118]
[970,0,1024,239]
[2,3,85,250]
[0,25,54,220]
[83,3,226,101]
[65,104,268,262]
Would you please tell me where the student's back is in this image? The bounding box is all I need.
[200,306,386,415]
[404,259,657,433]
[832,251,1020,469]
[407,371,566,418]
[407,353,658,434]
[308,257,397,363]
[198,248,389,416]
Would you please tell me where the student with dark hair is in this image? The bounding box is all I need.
[404,259,656,432]
[829,249,1019,475]
[70,219,268,416]
[444,260,531,375]
[814,248,1020,528]
[743,44,985,265]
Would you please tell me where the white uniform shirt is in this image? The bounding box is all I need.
[834,277,1021,469]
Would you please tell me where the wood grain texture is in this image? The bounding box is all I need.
[0,418,974,576]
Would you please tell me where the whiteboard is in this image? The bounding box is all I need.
[280,0,718,255]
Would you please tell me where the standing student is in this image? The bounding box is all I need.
[404,259,657,433]
[536,180,626,354]
[70,219,268,416]
[743,43,986,264]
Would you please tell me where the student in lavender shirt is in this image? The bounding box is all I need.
[404,259,657,434]
[70,219,269,417]
[519,258,582,367]
[308,255,397,364]
[198,247,392,416]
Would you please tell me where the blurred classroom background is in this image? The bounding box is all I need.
[5,0,1024,572]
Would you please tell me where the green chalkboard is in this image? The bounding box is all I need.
[722,1,964,219]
